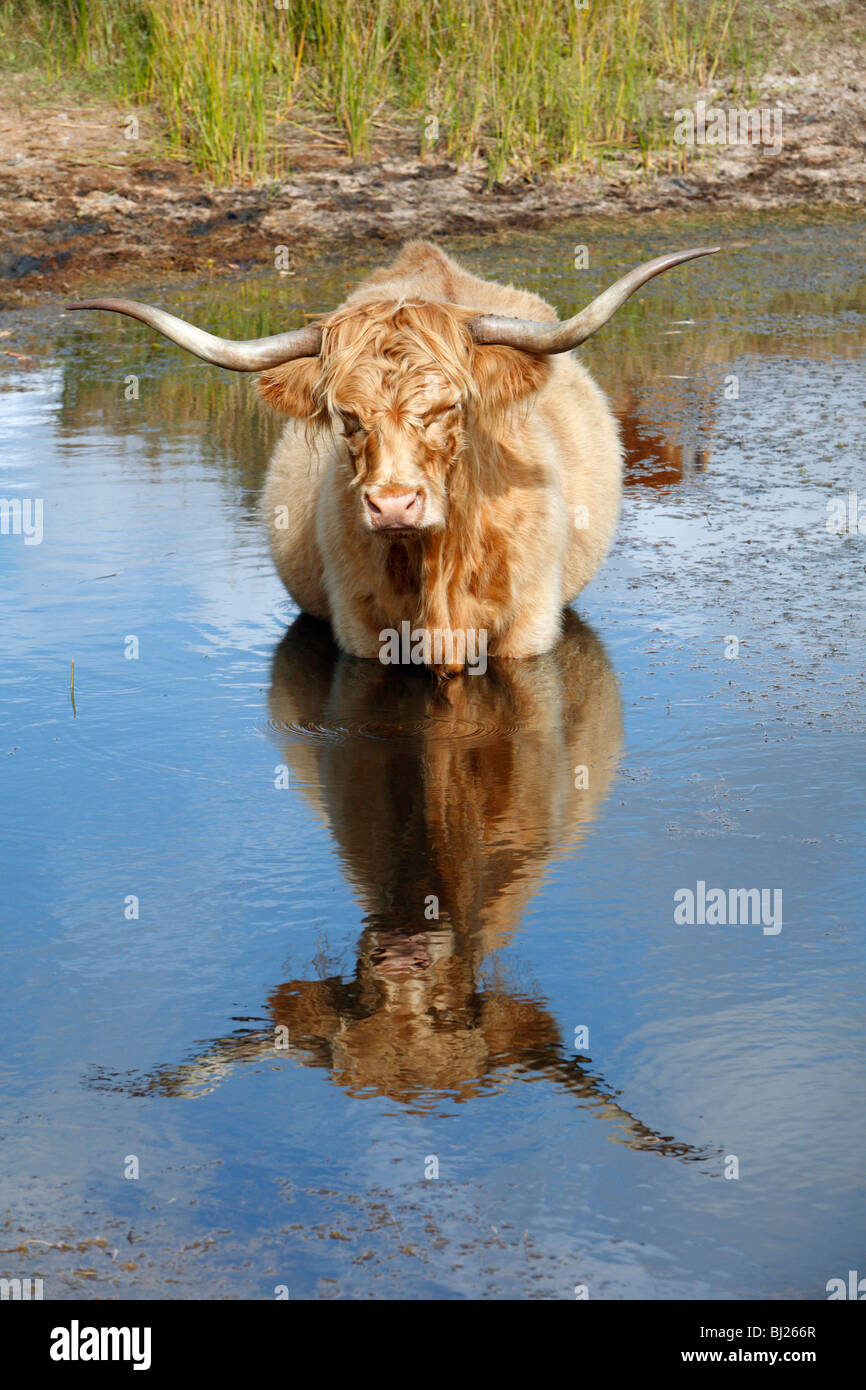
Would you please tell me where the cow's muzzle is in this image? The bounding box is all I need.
[364,487,425,531]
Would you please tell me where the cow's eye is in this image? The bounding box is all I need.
[423,403,460,426]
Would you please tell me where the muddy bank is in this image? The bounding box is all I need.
[1,38,863,306]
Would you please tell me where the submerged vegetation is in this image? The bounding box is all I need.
[1,0,769,184]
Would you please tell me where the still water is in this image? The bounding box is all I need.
[1,210,864,1299]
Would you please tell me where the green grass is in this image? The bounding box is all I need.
[0,0,773,185]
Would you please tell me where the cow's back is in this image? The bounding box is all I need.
[347,240,560,324]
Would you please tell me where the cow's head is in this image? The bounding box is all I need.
[257,299,551,534]
[67,246,717,537]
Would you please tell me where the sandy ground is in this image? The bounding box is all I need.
[0,31,863,306]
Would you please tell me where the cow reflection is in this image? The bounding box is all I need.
[91,615,706,1159]
[612,375,715,488]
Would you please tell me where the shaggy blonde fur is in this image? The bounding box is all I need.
[260,241,622,668]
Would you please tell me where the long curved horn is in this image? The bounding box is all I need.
[65,299,322,370]
[468,246,719,354]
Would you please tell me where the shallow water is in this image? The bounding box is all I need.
[1,209,864,1300]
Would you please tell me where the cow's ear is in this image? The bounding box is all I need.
[257,358,320,417]
[471,345,552,415]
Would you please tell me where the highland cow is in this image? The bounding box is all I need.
[70,239,716,671]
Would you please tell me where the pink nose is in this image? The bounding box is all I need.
[365,489,424,530]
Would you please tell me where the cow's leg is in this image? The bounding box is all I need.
[327,590,387,660]
[493,567,564,659]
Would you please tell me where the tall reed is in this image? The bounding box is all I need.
[1,0,766,185]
